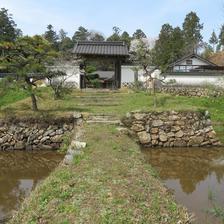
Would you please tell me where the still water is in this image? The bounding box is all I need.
[0,151,63,222]
[142,147,224,224]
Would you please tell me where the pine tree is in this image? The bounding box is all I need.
[218,25,224,51]
[72,26,89,43]
[44,24,59,50]
[132,29,147,39]
[58,29,67,41]
[58,29,73,52]
[89,31,105,41]
[107,26,121,41]
[153,25,185,70]
[209,31,218,52]
[1,36,57,111]
[182,12,203,54]
[0,8,21,42]
[121,31,131,48]
[153,24,174,70]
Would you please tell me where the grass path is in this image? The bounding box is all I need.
[10,124,191,224]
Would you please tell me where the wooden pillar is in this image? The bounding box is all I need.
[115,59,121,89]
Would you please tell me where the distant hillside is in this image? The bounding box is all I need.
[209,52,224,66]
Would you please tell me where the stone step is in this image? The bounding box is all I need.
[73,95,124,99]
[86,115,121,124]
[77,103,120,106]
[86,120,121,124]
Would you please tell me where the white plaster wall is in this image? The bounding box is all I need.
[177,57,208,66]
[121,66,136,83]
[48,65,80,88]
[163,74,224,87]
[173,57,209,72]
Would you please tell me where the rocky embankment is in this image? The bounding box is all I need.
[0,115,82,150]
[159,86,224,97]
[122,111,221,147]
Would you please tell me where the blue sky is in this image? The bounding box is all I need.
[1,0,223,41]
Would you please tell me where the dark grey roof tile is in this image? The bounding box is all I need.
[73,41,129,56]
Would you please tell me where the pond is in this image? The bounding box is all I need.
[142,147,224,224]
[0,151,63,223]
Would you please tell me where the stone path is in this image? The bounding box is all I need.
[73,90,123,124]
[86,114,121,124]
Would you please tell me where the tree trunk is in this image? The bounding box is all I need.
[31,93,38,111]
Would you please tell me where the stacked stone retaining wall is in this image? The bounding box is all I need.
[0,116,81,150]
[122,111,221,147]
[159,86,224,97]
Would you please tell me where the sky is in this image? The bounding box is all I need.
[1,0,223,42]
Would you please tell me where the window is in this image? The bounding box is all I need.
[186,59,193,65]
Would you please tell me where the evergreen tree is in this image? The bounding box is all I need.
[209,31,218,52]
[72,26,89,43]
[132,29,147,39]
[218,25,224,51]
[107,26,121,41]
[182,12,203,54]
[0,8,21,42]
[44,24,59,50]
[58,29,73,51]
[121,31,131,48]
[0,35,57,111]
[89,31,105,41]
[153,24,174,70]
[153,25,185,70]
[170,27,185,61]
[201,43,213,59]
[58,29,67,41]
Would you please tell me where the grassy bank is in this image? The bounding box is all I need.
[10,124,190,224]
[1,88,224,142]
[0,87,28,108]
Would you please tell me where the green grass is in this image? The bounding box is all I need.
[2,88,224,142]
[9,124,190,224]
[2,88,224,118]
[0,87,29,108]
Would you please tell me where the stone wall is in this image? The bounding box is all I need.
[0,115,82,150]
[159,86,224,97]
[122,111,221,147]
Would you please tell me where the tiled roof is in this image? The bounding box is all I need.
[73,41,129,56]
[169,53,217,67]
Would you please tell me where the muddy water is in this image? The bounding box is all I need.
[0,151,63,222]
[142,147,224,224]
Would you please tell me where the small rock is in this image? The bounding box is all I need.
[64,154,73,165]
[173,140,187,147]
[152,120,163,127]
[73,112,82,119]
[150,128,159,134]
[188,136,204,146]
[40,136,50,143]
[71,141,87,150]
[116,127,129,134]
[131,124,145,132]
[171,126,181,132]
[175,130,184,138]
[159,134,168,142]
[133,113,146,120]
[167,132,175,138]
[169,115,179,121]
[152,140,158,146]
[137,131,151,144]
[56,129,64,135]
[51,135,62,143]
[14,141,25,150]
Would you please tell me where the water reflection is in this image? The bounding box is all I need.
[0,151,63,222]
[142,147,224,224]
